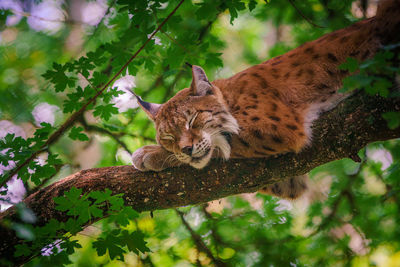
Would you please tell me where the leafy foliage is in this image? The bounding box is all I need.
[339,47,399,97]
[12,188,147,266]
[0,0,399,266]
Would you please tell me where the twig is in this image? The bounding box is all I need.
[201,205,239,252]
[79,116,132,153]
[0,0,186,188]
[373,165,399,203]
[160,30,196,55]
[307,155,367,237]
[361,0,369,18]
[287,0,325,28]
[175,209,227,267]
[118,131,155,143]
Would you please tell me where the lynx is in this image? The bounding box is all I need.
[131,0,400,199]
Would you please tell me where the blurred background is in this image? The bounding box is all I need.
[1,0,400,266]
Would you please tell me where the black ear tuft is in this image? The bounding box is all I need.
[127,89,162,120]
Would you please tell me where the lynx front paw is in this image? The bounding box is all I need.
[132,145,180,172]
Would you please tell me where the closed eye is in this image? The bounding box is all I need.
[203,119,214,127]
[161,134,175,141]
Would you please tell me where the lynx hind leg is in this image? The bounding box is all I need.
[132,145,181,172]
[260,175,309,199]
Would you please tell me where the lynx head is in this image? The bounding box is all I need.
[134,65,239,169]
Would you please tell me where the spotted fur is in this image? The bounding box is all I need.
[132,0,400,199]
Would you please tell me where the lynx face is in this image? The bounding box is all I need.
[135,66,239,169]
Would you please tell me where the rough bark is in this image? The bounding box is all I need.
[1,92,400,265]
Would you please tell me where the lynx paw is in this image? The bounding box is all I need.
[132,145,180,172]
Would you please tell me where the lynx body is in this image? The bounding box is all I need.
[132,0,400,199]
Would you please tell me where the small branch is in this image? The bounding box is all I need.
[175,209,227,267]
[287,0,325,28]
[361,0,369,18]
[79,116,132,153]
[79,72,99,92]
[201,205,239,252]
[308,156,366,237]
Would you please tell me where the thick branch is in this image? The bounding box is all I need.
[1,93,400,264]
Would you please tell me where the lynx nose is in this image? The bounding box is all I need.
[181,146,193,156]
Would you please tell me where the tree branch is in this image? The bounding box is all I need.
[0,92,400,264]
[175,209,227,267]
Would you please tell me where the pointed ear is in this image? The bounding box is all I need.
[190,65,213,96]
[128,89,161,120]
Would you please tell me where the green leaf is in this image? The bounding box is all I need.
[91,71,109,88]
[196,2,220,20]
[382,112,400,129]
[54,187,91,223]
[63,86,85,113]
[34,123,54,140]
[69,126,89,141]
[339,57,359,73]
[93,104,119,121]
[339,74,373,93]
[89,190,113,204]
[64,218,83,234]
[42,63,77,92]
[103,87,125,104]
[165,46,185,69]
[47,154,62,166]
[14,244,32,257]
[29,163,57,185]
[369,77,392,97]
[89,205,103,218]
[61,239,82,255]
[93,231,126,261]
[109,193,125,211]
[36,218,61,238]
[0,9,12,28]
[54,187,83,211]
[248,0,257,11]
[205,52,223,68]
[110,206,139,226]
[122,230,151,254]
[226,0,246,24]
